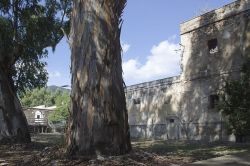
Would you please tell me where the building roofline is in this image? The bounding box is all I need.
[180,0,238,25]
[125,75,180,91]
[180,0,250,35]
[23,106,57,111]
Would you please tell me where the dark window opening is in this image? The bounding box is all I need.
[208,38,218,54]
[209,94,219,109]
[133,98,141,105]
[37,115,40,119]
[149,91,154,96]
[164,96,172,104]
[170,119,175,123]
[126,93,132,99]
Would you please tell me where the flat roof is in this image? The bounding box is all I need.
[180,0,250,35]
[125,76,180,92]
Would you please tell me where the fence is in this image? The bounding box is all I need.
[27,118,49,126]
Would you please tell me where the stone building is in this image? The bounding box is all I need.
[126,0,250,141]
[23,105,56,133]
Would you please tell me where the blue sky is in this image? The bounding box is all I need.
[46,0,235,87]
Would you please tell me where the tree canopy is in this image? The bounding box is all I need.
[49,90,70,123]
[0,0,71,94]
[219,58,250,142]
[21,87,70,123]
[21,87,55,107]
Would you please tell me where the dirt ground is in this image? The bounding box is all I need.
[0,133,249,166]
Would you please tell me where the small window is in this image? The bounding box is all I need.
[209,94,219,109]
[37,115,40,119]
[164,96,172,104]
[149,90,154,96]
[133,98,141,105]
[126,93,132,99]
[208,38,218,54]
[170,119,175,123]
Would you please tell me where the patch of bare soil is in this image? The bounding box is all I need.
[0,144,192,166]
[0,135,250,166]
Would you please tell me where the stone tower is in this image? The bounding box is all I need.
[126,0,250,141]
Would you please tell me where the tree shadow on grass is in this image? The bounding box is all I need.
[133,140,250,162]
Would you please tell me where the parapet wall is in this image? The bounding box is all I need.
[180,0,250,34]
[125,76,180,92]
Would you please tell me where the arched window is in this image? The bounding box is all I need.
[35,111,43,119]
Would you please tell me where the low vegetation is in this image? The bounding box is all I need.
[219,58,250,142]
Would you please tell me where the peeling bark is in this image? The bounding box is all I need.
[0,65,30,143]
[66,0,131,155]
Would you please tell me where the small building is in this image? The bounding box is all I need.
[23,105,56,133]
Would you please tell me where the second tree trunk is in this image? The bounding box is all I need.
[0,66,30,143]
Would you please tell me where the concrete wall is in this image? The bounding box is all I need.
[126,0,250,141]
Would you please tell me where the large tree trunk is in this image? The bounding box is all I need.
[66,0,131,155]
[0,64,30,143]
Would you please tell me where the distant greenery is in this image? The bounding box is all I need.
[49,90,70,123]
[21,87,70,123]
[21,88,55,107]
[219,58,250,142]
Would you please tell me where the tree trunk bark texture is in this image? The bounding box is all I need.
[66,0,131,155]
[0,65,30,143]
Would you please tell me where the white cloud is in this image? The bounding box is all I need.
[121,43,130,53]
[123,40,181,85]
[168,34,177,42]
[49,71,61,78]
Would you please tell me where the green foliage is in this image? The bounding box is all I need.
[0,0,72,94]
[21,88,55,107]
[20,87,70,123]
[219,58,250,137]
[13,56,49,94]
[48,90,70,123]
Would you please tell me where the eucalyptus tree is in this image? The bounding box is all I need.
[0,0,71,143]
[66,0,131,155]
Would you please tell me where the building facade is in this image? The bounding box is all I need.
[126,0,250,141]
[23,105,56,133]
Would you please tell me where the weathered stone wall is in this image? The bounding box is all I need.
[126,76,181,139]
[180,0,249,80]
[126,0,250,141]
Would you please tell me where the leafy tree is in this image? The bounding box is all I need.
[13,55,48,95]
[0,0,71,142]
[219,58,250,142]
[1,0,71,94]
[21,88,55,107]
[48,91,70,123]
[21,88,70,122]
